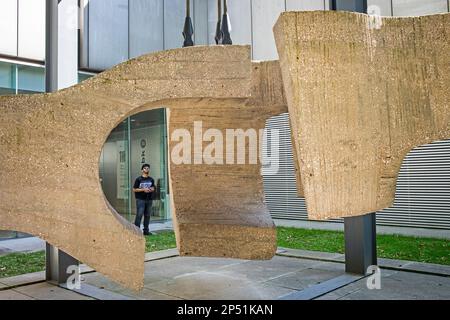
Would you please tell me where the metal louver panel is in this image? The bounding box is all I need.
[263,113,450,230]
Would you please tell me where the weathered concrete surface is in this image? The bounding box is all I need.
[274,11,450,220]
[0,46,287,290]
[170,60,286,259]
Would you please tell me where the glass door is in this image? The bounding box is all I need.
[100,108,169,223]
[129,108,169,221]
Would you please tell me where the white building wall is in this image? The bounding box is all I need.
[251,0,286,61]
[2,0,449,68]
[392,0,448,16]
[367,0,393,16]
[18,0,45,60]
[58,0,78,89]
[0,0,18,57]
[286,0,327,11]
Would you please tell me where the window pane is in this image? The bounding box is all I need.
[18,0,45,60]
[89,0,129,70]
[17,65,45,94]
[78,72,94,83]
[0,61,16,95]
[0,0,18,56]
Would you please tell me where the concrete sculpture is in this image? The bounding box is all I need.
[274,11,449,220]
[0,11,448,290]
[0,46,286,290]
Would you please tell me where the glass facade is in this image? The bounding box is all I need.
[0,61,16,95]
[0,61,45,95]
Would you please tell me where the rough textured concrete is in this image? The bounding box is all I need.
[0,46,287,291]
[2,10,448,292]
[274,11,450,220]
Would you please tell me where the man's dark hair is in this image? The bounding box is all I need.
[141,163,150,170]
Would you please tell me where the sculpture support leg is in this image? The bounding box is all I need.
[46,244,80,285]
[344,213,377,275]
[335,0,377,276]
[45,0,79,284]
[45,0,58,92]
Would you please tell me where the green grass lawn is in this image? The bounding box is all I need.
[277,227,450,265]
[144,230,176,252]
[0,231,177,279]
[0,251,45,279]
[0,227,448,279]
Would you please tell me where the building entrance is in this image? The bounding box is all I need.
[99,108,170,223]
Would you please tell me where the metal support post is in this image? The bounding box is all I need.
[45,0,79,285]
[344,213,377,274]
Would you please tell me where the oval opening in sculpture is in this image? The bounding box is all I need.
[99,108,170,232]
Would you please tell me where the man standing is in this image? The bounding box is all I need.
[133,163,155,236]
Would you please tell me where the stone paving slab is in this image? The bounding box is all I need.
[60,283,133,300]
[0,289,35,300]
[215,256,319,283]
[80,255,309,300]
[140,256,249,280]
[81,272,180,300]
[277,247,344,261]
[10,282,93,300]
[77,255,366,300]
[402,262,450,276]
[195,280,296,300]
[317,268,450,300]
[142,270,295,300]
[132,287,183,300]
[0,271,45,288]
[265,268,343,291]
[80,253,450,300]
[1,247,449,300]
[145,248,179,261]
[377,258,414,269]
[81,272,133,295]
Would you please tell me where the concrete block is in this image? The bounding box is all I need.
[0,46,288,290]
[274,11,450,219]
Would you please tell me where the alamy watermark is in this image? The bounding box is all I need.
[367,5,383,30]
[366,265,382,290]
[66,265,81,290]
[170,121,280,175]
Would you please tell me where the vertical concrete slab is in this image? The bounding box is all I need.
[274,11,450,219]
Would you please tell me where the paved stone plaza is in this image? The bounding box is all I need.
[0,248,448,300]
